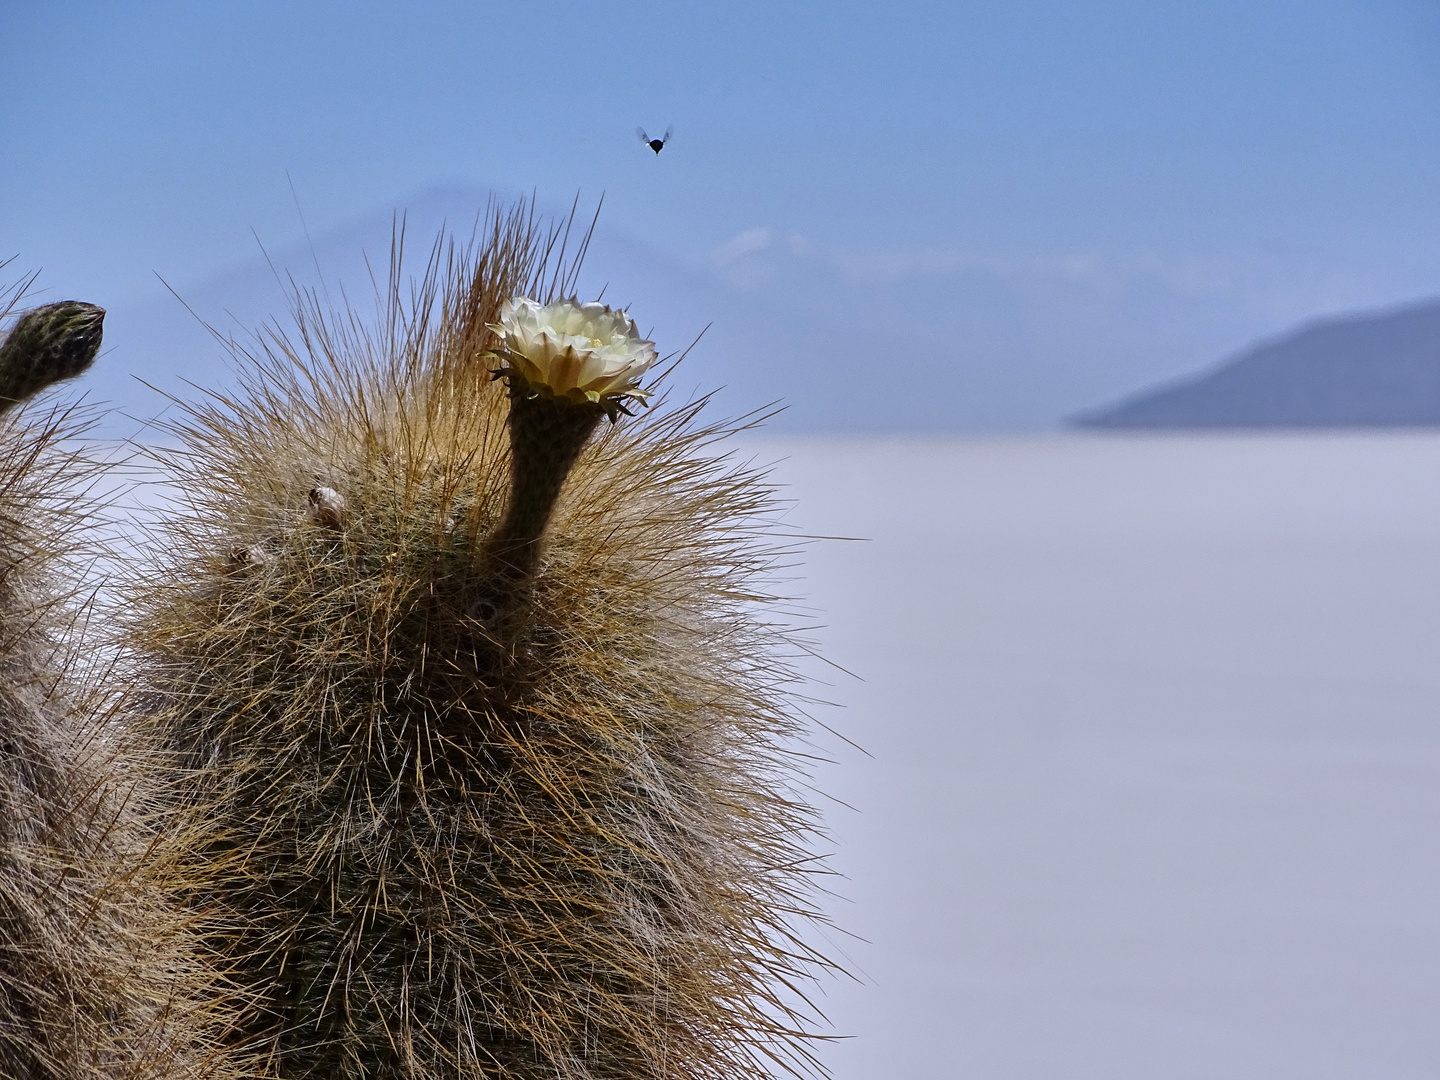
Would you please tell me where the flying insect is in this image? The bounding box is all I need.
[637,126,673,154]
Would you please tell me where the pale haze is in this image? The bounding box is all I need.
[772,431,1440,1078]
[4,1,1439,429]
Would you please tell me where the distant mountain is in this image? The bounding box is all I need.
[95,186,1125,437]
[73,183,1434,438]
[1074,299,1440,428]
[89,187,871,439]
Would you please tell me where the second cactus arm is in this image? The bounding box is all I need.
[0,296,240,1080]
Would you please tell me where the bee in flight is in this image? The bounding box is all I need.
[637,126,673,154]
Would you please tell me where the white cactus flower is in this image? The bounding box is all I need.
[489,297,657,408]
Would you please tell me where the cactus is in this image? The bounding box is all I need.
[122,202,836,1080]
[0,300,105,411]
[0,288,239,1079]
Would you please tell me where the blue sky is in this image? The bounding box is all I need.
[4,0,1439,430]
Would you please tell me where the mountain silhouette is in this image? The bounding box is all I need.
[1075,299,1440,428]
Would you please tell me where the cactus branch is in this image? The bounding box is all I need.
[0,287,241,1079]
[0,301,105,413]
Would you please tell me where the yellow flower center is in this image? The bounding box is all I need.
[587,337,606,349]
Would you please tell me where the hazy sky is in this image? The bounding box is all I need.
[4,0,1439,428]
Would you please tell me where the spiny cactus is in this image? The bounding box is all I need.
[123,202,836,1080]
[0,284,240,1080]
[0,300,105,411]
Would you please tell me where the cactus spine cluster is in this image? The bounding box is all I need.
[0,292,238,1080]
[122,203,834,1080]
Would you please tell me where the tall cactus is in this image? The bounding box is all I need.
[122,202,836,1080]
[0,290,239,1080]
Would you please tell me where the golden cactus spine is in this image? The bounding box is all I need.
[123,202,836,1080]
[0,286,239,1080]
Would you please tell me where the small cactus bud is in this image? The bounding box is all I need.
[0,301,104,412]
[307,486,345,528]
[226,543,272,571]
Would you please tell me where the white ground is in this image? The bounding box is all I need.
[754,432,1440,1080]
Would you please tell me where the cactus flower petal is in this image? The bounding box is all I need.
[490,296,656,408]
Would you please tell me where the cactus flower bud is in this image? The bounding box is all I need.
[307,485,346,529]
[0,301,105,412]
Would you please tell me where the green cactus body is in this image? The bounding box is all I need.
[126,206,834,1080]
[0,301,105,413]
[0,293,239,1080]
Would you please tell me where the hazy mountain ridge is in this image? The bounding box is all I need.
[77,185,1434,438]
[1075,298,1440,428]
[87,188,812,439]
